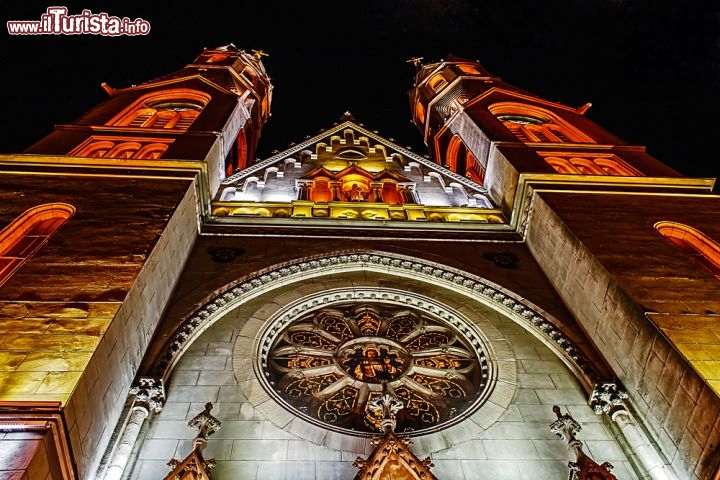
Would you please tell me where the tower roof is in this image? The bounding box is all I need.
[128,44,271,97]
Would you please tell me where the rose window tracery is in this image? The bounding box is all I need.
[258,301,494,436]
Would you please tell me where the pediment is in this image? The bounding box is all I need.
[353,431,437,480]
[214,117,503,224]
[301,166,337,180]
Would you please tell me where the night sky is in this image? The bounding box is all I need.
[2,2,719,190]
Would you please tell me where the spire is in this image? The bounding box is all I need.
[353,382,438,480]
[550,405,617,480]
[162,402,221,480]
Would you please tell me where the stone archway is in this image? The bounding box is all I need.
[117,252,642,479]
[152,250,601,391]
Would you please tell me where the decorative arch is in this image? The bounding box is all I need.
[542,154,643,177]
[566,157,606,175]
[310,178,333,203]
[414,100,425,125]
[457,64,480,75]
[427,74,447,92]
[135,143,169,160]
[231,128,249,173]
[654,221,720,279]
[489,102,595,143]
[0,203,75,288]
[380,180,403,205]
[70,139,170,160]
[150,250,602,393]
[445,135,464,172]
[77,140,115,158]
[594,157,643,176]
[108,89,211,130]
[445,135,485,183]
[106,142,143,159]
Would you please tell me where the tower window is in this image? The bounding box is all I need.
[490,102,595,144]
[457,64,480,75]
[496,115,546,125]
[241,67,258,84]
[69,138,171,160]
[109,89,210,131]
[541,153,643,177]
[428,74,448,92]
[0,203,75,289]
[445,135,486,185]
[654,221,720,280]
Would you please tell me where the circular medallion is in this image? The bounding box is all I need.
[256,300,494,436]
[336,337,410,383]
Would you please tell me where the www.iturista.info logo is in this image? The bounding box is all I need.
[7,7,151,36]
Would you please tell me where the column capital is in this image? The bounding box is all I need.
[129,377,165,414]
[589,380,628,416]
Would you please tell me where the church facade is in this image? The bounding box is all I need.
[0,44,719,480]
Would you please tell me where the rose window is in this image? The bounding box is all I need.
[257,301,494,436]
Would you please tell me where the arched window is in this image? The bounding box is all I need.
[311,179,333,203]
[135,143,169,160]
[457,64,480,75]
[108,89,210,131]
[594,157,643,176]
[0,203,75,288]
[568,157,606,175]
[465,150,485,185]
[380,182,402,205]
[106,142,142,159]
[232,129,248,174]
[79,141,115,158]
[428,74,448,92]
[445,135,486,185]
[445,136,464,173]
[489,102,595,144]
[654,221,720,279]
[70,139,170,160]
[541,154,643,177]
[544,156,582,174]
[415,101,425,125]
[241,67,257,84]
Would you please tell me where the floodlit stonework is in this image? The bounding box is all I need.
[0,45,719,480]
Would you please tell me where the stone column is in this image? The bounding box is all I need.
[296,180,311,200]
[103,378,165,480]
[330,181,343,201]
[400,184,417,204]
[590,381,678,480]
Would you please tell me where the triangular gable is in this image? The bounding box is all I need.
[214,118,503,224]
[300,166,338,180]
[110,74,238,99]
[371,169,411,183]
[223,119,485,194]
[353,431,437,480]
[163,448,215,480]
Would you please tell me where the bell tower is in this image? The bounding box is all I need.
[24,43,272,198]
[0,45,273,479]
[407,55,686,217]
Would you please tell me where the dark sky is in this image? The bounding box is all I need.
[2,2,719,189]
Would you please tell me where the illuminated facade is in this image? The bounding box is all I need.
[0,45,719,480]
